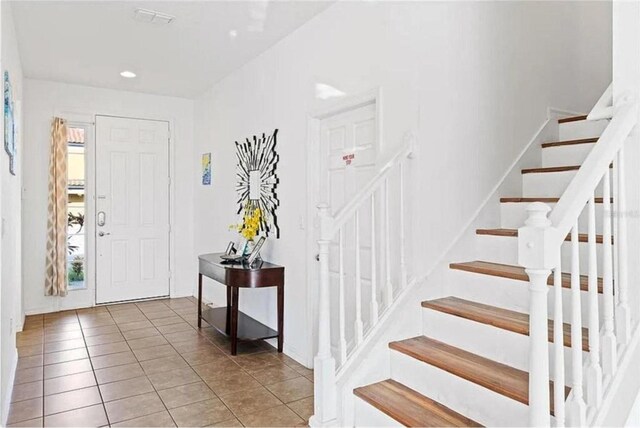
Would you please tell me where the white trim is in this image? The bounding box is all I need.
[1,348,18,427]
[305,87,383,368]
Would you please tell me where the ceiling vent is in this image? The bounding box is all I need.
[133,8,175,25]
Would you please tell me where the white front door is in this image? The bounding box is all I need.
[95,116,170,304]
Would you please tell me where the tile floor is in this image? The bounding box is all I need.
[8,297,314,427]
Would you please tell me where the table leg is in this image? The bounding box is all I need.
[197,273,203,328]
[225,286,231,335]
[230,287,239,356]
[277,284,284,353]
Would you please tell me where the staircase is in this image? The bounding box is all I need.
[353,96,640,426]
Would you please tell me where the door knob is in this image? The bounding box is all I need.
[98,231,111,237]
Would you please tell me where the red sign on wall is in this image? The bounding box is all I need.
[342,153,355,165]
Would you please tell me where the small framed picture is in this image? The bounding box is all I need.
[247,237,266,266]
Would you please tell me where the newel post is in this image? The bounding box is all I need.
[518,202,559,427]
[310,204,337,427]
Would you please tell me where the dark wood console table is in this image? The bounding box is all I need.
[197,253,284,355]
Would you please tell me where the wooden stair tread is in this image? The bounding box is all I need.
[522,165,580,174]
[541,137,598,148]
[421,296,589,351]
[389,336,569,414]
[449,260,602,293]
[354,379,483,427]
[476,228,611,244]
[558,114,587,123]
[500,197,610,203]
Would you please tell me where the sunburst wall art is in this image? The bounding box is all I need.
[235,129,280,238]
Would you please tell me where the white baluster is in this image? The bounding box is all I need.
[354,212,364,345]
[615,148,630,344]
[310,204,337,426]
[553,258,565,427]
[519,202,553,427]
[566,223,586,427]
[399,163,408,289]
[338,229,347,366]
[384,178,393,308]
[370,194,379,323]
[612,158,620,307]
[586,196,603,407]
[601,171,617,376]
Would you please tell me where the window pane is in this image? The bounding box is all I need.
[67,128,86,290]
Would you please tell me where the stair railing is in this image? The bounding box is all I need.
[310,137,414,427]
[519,88,638,427]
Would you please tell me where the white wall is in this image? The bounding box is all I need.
[0,1,23,422]
[22,79,196,314]
[192,1,612,366]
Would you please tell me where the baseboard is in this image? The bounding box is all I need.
[2,347,18,426]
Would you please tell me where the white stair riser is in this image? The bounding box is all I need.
[522,169,608,198]
[558,120,607,141]
[421,308,587,384]
[446,269,603,323]
[500,202,605,233]
[390,350,528,427]
[354,397,402,427]
[542,143,596,168]
[476,234,607,273]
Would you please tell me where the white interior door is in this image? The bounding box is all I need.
[95,116,170,304]
[318,102,378,355]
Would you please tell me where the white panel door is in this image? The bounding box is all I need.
[319,102,378,354]
[95,116,170,304]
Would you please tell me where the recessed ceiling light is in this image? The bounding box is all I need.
[229,29,238,39]
[120,71,136,78]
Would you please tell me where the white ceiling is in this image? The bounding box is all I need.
[10,1,333,98]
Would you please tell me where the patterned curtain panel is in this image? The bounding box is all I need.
[45,117,69,296]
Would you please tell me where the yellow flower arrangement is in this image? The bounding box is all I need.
[230,203,262,241]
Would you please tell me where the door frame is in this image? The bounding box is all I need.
[54,109,175,309]
[304,87,383,367]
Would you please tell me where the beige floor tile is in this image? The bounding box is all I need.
[117,320,153,332]
[156,322,194,335]
[157,381,215,409]
[163,330,201,344]
[192,361,243,382]
[7,416,43,427]
[266,377,314,404]
[168,398,233,427]
[82,325,120,337]
[131,344,179,361]
[44,359,92,379]
[204,371,262,396]
[11,381,43,403]
[144,310,178,320]
[79,318,116,329]
[112,410,176,427]
[43,339,85,354]
[104,391,165,423]
[14,367,44,385]
[233,352,282,371]
[44,386,101,416]
[150,316,184,327]
[122,327,160,340]
[180,349,227,366]
[43,348,88,365]
[7,397,43,424]
[237,404,304,427]
[18,344,44,358]
[44,323,81,334]
[147,367,200,390]
[113,314,148,325]
[219,386,282,415]
[17,355,44,370]
[44,371,96,396]
[170,337,218,354]
[43,330,83,343]
[140,355,188,375]
[87,341,129,357]
[207,417,243,427]
[99,376,154,402]
[43,403,107,427]
[84,332,125,347]
[94,362,144,384]
[127,335,168,350]
[287,396,314,421]
[248,364,301,386]
[90,350,137,370]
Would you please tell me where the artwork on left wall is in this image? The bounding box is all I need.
[4,71,16,176]
[202,152,212,185]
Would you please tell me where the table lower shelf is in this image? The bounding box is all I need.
[200,306,278,341]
